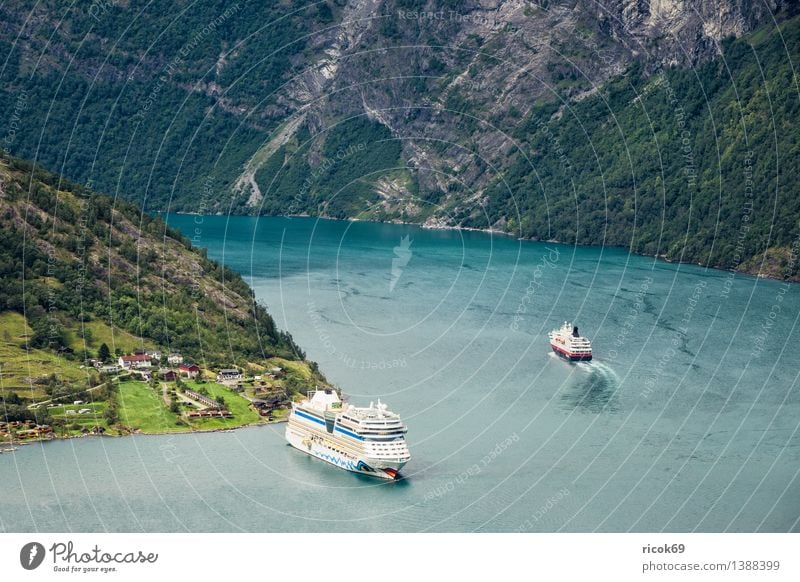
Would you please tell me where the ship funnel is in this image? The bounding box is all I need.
[573,326,579,337]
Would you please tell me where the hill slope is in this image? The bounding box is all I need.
[0,152,322,398]
[0,1,798,279]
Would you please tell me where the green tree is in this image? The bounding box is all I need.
[98,343,111,362]
[104,403,118,426]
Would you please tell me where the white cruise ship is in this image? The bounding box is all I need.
[548,321,593,361]
[285,389,411,480]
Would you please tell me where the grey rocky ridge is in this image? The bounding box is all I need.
[0,0,797,277]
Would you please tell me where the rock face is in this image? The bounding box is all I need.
[614,0,778,63]
[229,0,788,215]
[0,0,791,217]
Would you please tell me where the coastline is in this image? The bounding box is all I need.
[0,417,289,450]
[169,210,800,284]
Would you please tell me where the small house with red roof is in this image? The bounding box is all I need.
[118,353,152,370]
[179,363,200,379]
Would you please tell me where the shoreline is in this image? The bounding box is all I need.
[0,418,289,450]
[169,211,799,284]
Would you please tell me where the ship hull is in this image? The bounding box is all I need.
[551,343,592,361]
[286,423,407,480]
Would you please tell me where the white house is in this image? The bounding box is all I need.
[216,368,241,383]
[167,353,184,365]
[119,354,152,369]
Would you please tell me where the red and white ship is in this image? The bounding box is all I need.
[548,322,592,361]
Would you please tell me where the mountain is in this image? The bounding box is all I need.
[1,1,798,279]
[0,151,323,399]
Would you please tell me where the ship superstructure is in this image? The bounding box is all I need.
[548,322,593,361]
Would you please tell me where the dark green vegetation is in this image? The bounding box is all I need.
[470,18,800,279]
[1,1,798,280]
[0,1,336,211]
[251,15,800,279]
[0,152,303,364]
[251,116,409,218]
[0,152,325,407]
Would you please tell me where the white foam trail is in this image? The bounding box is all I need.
[580,360,621,386]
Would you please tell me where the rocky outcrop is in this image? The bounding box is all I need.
[232,0,789,217]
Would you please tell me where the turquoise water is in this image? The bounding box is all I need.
[2,216,798,532]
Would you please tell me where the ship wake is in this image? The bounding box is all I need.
[561,361,621,413]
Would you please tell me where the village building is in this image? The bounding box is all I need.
[119,354,152,369]
[179,363,200,379]
[167,353,184,365]
[216,368,241,383]
[14,425,54,439]
[159,368,177,381]
[183,389,221,409]
[100,364,121,374]
[186,409,232,419]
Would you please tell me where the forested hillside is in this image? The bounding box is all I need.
[1,1,798,279]
[0,152,319,396]
[474,17,800,278]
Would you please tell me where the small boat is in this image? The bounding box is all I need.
[548,321,593,361]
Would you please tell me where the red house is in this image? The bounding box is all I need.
[179,363,200,379]
[159,368,177,381]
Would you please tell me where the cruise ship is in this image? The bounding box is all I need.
[285,389,411,480]
[548,321,593,361]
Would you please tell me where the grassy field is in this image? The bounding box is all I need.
[47,401,107,436]
[66,319,155,357]
[116,380,185,433]
[0,312,88,398]
[267,357,314,381]
[183,380,261,429]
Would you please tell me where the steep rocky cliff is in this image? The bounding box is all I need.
[1,1,797,277]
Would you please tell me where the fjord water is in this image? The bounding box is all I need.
[3,216,798,532]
